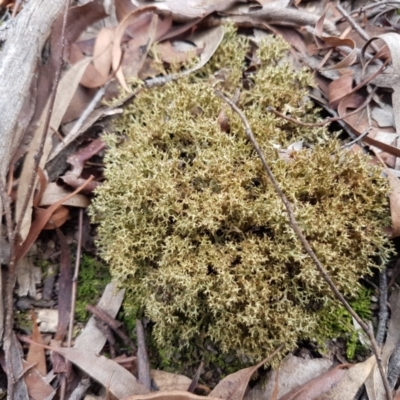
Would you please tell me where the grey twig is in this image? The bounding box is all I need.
[376,269,389,346]
[136,320,151,391]
[336,3,379,53]
[215,89,392,400]
[341,129,371,149]
[67,208,83,348]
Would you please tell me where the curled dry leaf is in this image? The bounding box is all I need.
[181,26,224,75]
[319,36,358,70]
[54,228,72,341]
[93,27,114,78]
[36,205,69,230]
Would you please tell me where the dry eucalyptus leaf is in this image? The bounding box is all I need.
[318,356,376,400]
[39,183,89,208]
[151,370,193,392]
[245,355,333,400]
[15,57,92,242]
[122,390,221,400]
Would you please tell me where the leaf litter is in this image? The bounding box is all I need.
[3,0,400,398]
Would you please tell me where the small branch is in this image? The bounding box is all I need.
[215,89,392,400]
[336,3,379,53]
[0,177,13,244]
[67,208,83,348]
[136,319,151,391]
[341,128,371,149]
[376,269,389,346]
[86,304,137,352]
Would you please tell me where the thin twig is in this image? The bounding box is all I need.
[136,319,151,391]
[215,89,392,400]
[336,3,380,53]
[49,84,108,161]
[376,269,389,347]
[68,376,91,400]
[341,128,371,149]
[67,208,83,348]
[86,304,136,352]
[0,177,13,244]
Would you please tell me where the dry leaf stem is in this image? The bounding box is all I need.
[215,89,392,400]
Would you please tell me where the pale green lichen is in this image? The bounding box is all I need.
[91,27,392,362]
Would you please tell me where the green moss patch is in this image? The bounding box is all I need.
[91,28,392,363]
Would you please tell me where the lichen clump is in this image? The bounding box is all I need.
[91,29,392,361]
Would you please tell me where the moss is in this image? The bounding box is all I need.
[91,28,392,363]
[316,286,374,359]
[75,254,111,323]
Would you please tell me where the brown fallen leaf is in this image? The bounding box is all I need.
[278,365,348,400]
[135,0,237,22]
[317,356,376,400]
[210,345,284,400]
[112,6,158,91]
[115,0,137,21]
[39,183,89,208]
[151,369,210,393]
[22,360,55,400]
[122,13,159,81]
[20,337,150,399]
[328,72,353,109]
[15,57,92,242]
[26,311,47,376]
[36,206,69,230]
[51,2,107,67]
[15,176,94,264]
[123,390,222,400]
[319,36,358,70]
[246,354,334,400]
